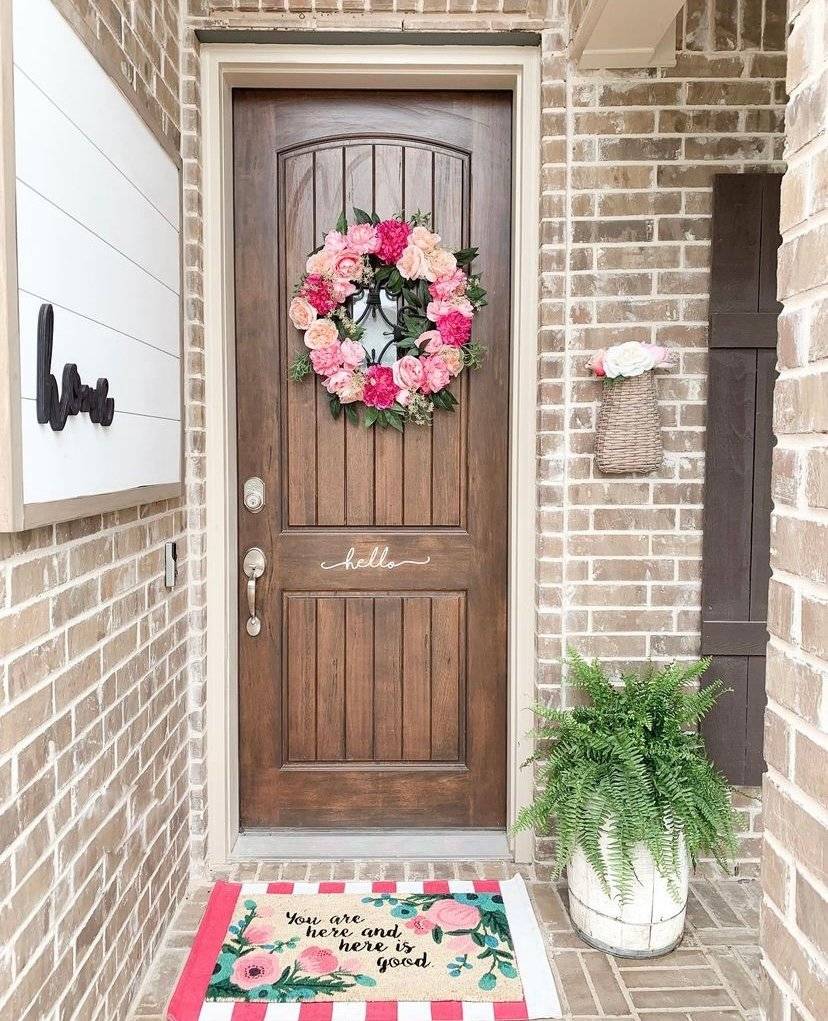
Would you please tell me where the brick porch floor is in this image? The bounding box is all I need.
[128,862,763,1021]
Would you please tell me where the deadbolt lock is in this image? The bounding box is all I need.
[244,476,265,513]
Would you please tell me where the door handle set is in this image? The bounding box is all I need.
[242,546,266,637]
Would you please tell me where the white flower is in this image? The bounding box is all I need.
[602,341,657,380]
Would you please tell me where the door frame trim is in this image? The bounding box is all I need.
[202,43,541,866]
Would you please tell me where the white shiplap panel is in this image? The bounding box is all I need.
[15,184,180,356]
[13,70,180,292]
[17,292,180,422]
[12,0,179,228]
[21,407,181,504]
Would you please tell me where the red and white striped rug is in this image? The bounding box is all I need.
[167,877,561,1021]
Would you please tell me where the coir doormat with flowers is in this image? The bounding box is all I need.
[167,877,561,1021]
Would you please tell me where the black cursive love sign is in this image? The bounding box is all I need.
[36,303,115,431]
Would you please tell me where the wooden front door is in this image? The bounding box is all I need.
[233,90,512,829]
[701,173,781,785]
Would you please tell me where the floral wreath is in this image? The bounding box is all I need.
[288,208,487,429]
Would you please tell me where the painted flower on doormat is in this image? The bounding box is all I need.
[288,208,487,430]
[206,891,522,1004]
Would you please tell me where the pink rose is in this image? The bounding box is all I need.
[427,298,473,322]
[427,248,457,280]
[405,915,435,934]
[429,270,467,301]
[440,347,463,377]
[231,951,280,990]
[376,219,412,264]
[297,946,339,975]
[416,330,443,353]
[436,310,473,347]
[410,225,441,253]
[363,365,400,409]
[347,223,380,255]
[587,350,606,377]
[419,354,451,395]
[331,278,357,303]
[304,318,339,350]
[340,340,366,371]
[324,369,365,404]
[323,229,350,253]
[392,355,425,391]
[397,244,430,281]
[333,249,364,281]
[396,389,413,407]
[423,898,481,932]
[289,296,317,331]
[245,921,277,945]
[310,341,344,377]
[306,250,335,276]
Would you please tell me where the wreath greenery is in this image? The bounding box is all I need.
[288,208,486,430]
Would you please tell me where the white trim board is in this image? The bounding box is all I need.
[201,43,541,868]
[235,829,512,861]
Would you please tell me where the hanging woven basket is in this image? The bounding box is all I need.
[595,371,663,475]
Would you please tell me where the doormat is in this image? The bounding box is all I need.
[167,877,561,1021]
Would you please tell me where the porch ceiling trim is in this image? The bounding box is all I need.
[571,0,686,70]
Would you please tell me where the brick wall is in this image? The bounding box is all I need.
[0,3,191,1020]
[761,0,828,1018]
[182,0,786,870]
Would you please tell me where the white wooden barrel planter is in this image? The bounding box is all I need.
[566,839,689,958]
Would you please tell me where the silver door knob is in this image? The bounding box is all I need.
[242,547,266,637]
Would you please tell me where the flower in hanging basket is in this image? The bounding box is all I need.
[288,207,487,429]
[587,341,673,380]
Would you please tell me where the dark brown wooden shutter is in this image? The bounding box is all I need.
[701,173,781,785]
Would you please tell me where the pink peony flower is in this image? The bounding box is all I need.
[340,340,366,371]
[587,349,606,377]
[440,347,463,377]
[232,952,280,990]
[330,278,357,303]
[304,318,339,350]
[323,229,350,253]
[410,225,441,253]
[397,244,430,281]
[324,369,365,404]
[306,250,335,276]
[301,274,338,316]
[347,223,380,255]
[244,921,277,945]
[416,330,443,353]
[332,249,364,281]
[289,296,317,331]
[376,219,412,264]
[429,270,467,302]
[427,298,473,322]
[297,946,340,975]
[436,310,473,347]
[363,365,400,409]
[427,248,457,280]
[419,354,452,395]
[405,915,435,934]
[423,898,481,931]
[310,341,344,377]
[392,354,425,391]
[396,389,413,407]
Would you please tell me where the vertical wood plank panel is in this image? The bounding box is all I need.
[316,598,345,760]
[433,152,464,251]
[431,594,462,760]
[374,597,402,761]
[286,597,316,761]
[374,144,403,219]
[750,349,776,620]
[314,147,346,525]
[403,146,434,525]
[345,597,374,760]
[402,597,432,761]
[284,153,317,526]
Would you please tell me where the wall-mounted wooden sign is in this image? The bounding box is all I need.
[0,0,182,530]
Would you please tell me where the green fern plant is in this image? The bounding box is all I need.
[515,652,739,903]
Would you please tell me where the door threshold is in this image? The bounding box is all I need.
[233,828,512,861]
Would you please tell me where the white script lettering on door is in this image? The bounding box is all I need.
[320,545,432,571]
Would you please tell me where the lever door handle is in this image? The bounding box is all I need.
[242,547,266,637]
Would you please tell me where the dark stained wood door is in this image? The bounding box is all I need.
[233,90,512,829]
[701,173,781,785]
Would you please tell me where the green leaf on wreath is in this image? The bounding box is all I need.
[335,210,348,233]
[364,407,379,428]
[454,247,479,267]
[353,207,373,225]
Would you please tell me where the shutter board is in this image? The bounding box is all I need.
[701,173,780,786]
